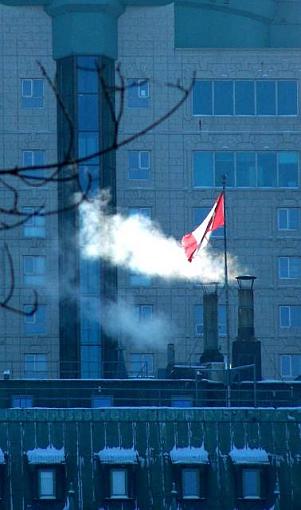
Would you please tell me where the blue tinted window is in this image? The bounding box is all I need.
[128,79,150,108]
[171,397,193,408]
[21,79,44,108]
[79,165,99,196]
[257,152,277,187]
[214,81,233,115]
[128,151,150,179]
[193,81,212,115]
[256,81,276,115]
[215,152,235,187]
[11,395,33,408]
[193,152,214,187]
[78,132,99,164]
[81,345,101,378]
[278,152,298,188]
[79,259,100,294]
[280,306,290,327]
[235,81,255,115]
[278,81,297,115]
[277,208,299,230]
[92,395,113,407]
[236,152,256,187]
[22,150,46,180]
[291,306,301,327]
[23,305,47,336]
[77,56,98,93]
[194,304,203,336]
[78,95,99,131]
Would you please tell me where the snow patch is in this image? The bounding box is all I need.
[97,447,138,464]
[170,445,209,464]
[26,445,65,464]
[229,446,269,465]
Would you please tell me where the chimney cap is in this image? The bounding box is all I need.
[236,275,256,289]
[203,282,219,294]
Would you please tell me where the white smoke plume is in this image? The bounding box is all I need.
[102,300,175,348]
[79,194,239,283]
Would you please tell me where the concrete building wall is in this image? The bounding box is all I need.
[117,4,301,379]
[0,5,59,378]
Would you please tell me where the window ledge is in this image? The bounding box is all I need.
[237,497,264,501]
[105,497,135,501]
[182,497,206,500]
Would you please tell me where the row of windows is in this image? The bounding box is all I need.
[17,146,301,190]
[193,80,298,116]
[126,150,300,189]
[22,78,299,117]
[195,304,301,333]
[21,300,301,340]
[193,151,298,188]
[0,463,269,502]
[19,204,301,242]
[20,78,150,109]
[11,350,155,380]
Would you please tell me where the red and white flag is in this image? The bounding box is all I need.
[181,193,224,262]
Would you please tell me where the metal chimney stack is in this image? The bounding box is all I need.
[232,275,262,380]
[200,285,223,364]
[237,276,255,340]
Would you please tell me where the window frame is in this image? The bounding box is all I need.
[277,208,299,231]
[24,353,48,379]
[137,79,150,99]
[280,354,301,380]
[192,79,298,117]
[181,467,202,499]
[21,79,44,108]
[279,305,301,328]
[22,207,46,238]
[128,150,151,180]
[110,468,128,499]
[23,305,47,335]
[194,303,226,337]
[23,255,46,286]
[278,257,301,279]
[128,352,155,378]
[11,395,33,408]
[38,468,56,500]
[241,468,261,500]
[192,150,299,189]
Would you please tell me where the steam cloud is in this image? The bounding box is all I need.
[102,300,175,348]
[79,194,239,283]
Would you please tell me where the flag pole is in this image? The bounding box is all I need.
[222,175,231,407]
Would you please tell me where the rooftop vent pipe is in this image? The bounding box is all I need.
[232,275,262,380]
[200,284,223,364]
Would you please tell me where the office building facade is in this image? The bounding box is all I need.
[0,0,300,380]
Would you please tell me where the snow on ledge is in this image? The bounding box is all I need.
[229,446,269,465]
[26,445,65,465]
[97,447,138,464]
[170,445,209,464]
